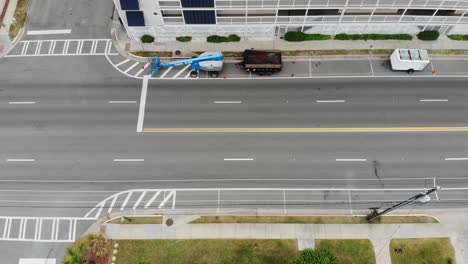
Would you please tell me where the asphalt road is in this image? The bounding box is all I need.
[2,54,468,217]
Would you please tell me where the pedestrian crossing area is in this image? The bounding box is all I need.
[5,39,118,57]
[0,216,85,242]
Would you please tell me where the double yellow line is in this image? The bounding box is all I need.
[144,127,468,133]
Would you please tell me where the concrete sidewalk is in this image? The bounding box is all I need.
[102,210,468,264]
[113,22,468,54]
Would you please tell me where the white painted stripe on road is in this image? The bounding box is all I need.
[173,64,191,78]
[213,101,242,104]
[159,66,173,78]
[108,101,136,104]
[136,75,149,133]
[223,158,254,161]
[336,158,367,162]
[124,62,140,73]
[115,59,130,67]
[419,99,448,102]
[135,63,150,77]
[6,159,35,162]
[445,157,468,161]
[113,159,144,162]
[19,258,56,264]
[316,100,346,103]
[9,102,36,104]
[27,29,72,35]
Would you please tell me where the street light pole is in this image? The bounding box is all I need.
[366,186,441,222]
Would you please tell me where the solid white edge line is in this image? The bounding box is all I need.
[6,159,35,162]
[316,100,346,103]
[445,158,468,161]
[223,158,254,161]
[113,159,144,162]
[419,99,448,102]
[27,29,72,35]
[108,101,136,104]
[336,159,367,162]
[9,102,36,104]
[213,101,242,104]
[136,75,149,133]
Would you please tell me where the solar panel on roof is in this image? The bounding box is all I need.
[120,0,139,10]
[181,0,214,7]
[126,11,145,26]
[183,11,216,24]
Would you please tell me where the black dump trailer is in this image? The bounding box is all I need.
[236,50,282,75]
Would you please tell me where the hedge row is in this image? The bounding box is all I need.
[335,33,413,40]
[448,34,468,40]
[176,36,192,42]
[207,34,241,43]
[141,35,155,43]
[285,31,332,41]
[417,30,440,41]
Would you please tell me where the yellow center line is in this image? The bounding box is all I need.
[143,127,468,133]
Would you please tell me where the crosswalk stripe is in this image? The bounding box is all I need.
[21,42,29,55]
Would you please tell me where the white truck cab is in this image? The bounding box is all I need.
[390,49,430,74]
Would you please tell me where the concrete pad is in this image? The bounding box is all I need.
[298,239,315,250]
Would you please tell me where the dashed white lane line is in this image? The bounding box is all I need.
[9,102,36,104]
[445,157,468,161]
[336,158,367,162]
[419,99,448,102]
[108,101,137,104]
[113,159,144,162]
[136,75,149,133]
[6,159,35,162]
[316,100,346,103]
[213,101,242,104]
[27,29,72,35]
[224,158,254,161]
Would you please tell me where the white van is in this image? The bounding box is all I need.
[390,49,430,74]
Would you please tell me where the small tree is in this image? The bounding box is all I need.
[417,30,440,41]
[86,233,111,258]
[64,243,87,264]
[289,248,338,264]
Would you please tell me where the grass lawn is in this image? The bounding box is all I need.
[390,238,455,264]
[107,216,162,224]
[8,0,30,40]
[190,215,438,224]
[316,239,376,264]
[115,239,299,264]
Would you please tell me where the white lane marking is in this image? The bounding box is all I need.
[21,41,29,55]
[113,159,144,162]
[6,159,35,162]
[108,101,136,104]
[348,190,353,214]
[173,64,191,79]
[213,101,242,104]
[27,29,72,35]
[136,75,149,133]
[316,100,346,103]
[419,99,448,102]
[445,157,468,161]
[223,158,254,161]
[135,63,150,77]
[9,102,36,104]
[159,66,173,78]
[115,59,130,67]
[124,62,140,73]
[336,158,367,162]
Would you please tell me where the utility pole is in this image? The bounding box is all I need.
[367,186,441,222]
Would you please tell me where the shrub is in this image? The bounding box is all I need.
[176,36,192,42]
[227,34,241,42]
[448,34,468,40]
[207,34,241,43]
[141,34,155,43]
[285,31,332,41]
[417,30,440,41]
[289,248,338,264]
[85,234,111,258]
[335,33,412,40]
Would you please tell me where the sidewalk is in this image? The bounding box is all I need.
[113,22,468,54]
[101,209,468,264]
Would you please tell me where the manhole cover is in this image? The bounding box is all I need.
[166,218,174,226]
